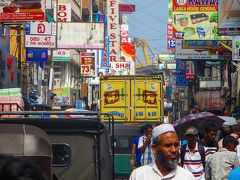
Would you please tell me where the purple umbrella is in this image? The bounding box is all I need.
[172,112,225,140]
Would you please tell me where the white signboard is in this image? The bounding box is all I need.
[30,22,53,35]
[25,35,56,48]
[81,65,91,76]
[53,49,71,61]
[108,62,134,75]
[107,0,120,62]
[175,40,219,60]
[57,23,104,49]
[54,3,71,22]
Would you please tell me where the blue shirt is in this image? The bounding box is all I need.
[228,167,240,180]
[133,136,142,165]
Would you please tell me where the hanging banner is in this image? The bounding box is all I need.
[172,0,220,40]
[218,0,240,36]
[0,0,45,21]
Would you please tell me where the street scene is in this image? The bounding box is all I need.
[0,0,240,180]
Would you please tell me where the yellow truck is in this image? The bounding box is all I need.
[100,75,164,123]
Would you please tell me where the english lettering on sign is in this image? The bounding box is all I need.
[54,3,71,22]
[107,0,120,62]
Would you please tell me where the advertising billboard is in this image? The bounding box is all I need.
[218,0,240,36]
[52,87,71,105]
[57,22,104,49]
[175,40,232,60]
[120,43,135,62]
[0,0,45,21]
[172,0,219,40]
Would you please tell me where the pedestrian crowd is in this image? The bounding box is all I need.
[129,122,240,180]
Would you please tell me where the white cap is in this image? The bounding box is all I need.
[152,124,175,139]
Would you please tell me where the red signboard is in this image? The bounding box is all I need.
[120,43,135,62]
[0,0,45,21]
[119,4,135,13]
[81,52,95,65]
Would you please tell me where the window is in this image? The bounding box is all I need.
[52,143,71,167]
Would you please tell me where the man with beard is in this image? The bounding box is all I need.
[129,124,194,180]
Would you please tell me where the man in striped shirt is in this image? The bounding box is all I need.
[138,124,154,166]
[200,126,218,156]
[180,127,207,180]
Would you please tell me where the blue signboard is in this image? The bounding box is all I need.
[167,39,176,49]
[26,48,48,61]
[176,74,188,87]
[176,60,186,72]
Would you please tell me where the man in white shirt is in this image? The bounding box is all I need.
[129,124,194,180]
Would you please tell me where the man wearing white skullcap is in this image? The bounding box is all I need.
[129,124,194,180]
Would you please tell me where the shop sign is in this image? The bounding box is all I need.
[172,0,223,40]
[53,49,71,61]
[102,36,110,68]
[54,3,71,22]
[26,48,48,61]
[81,64,91,76]
[0,0,45,21]
[120,24,129,43]
[30,22,53,35]
[81,52,95,65]
[25,35,56,48]
[176,74,189,87]
[108,62,134,75]
[107,0,120,62]
[175,40,219,59]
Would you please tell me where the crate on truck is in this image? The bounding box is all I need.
[100,75,164,123]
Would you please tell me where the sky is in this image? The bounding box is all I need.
[123,0,169,65]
